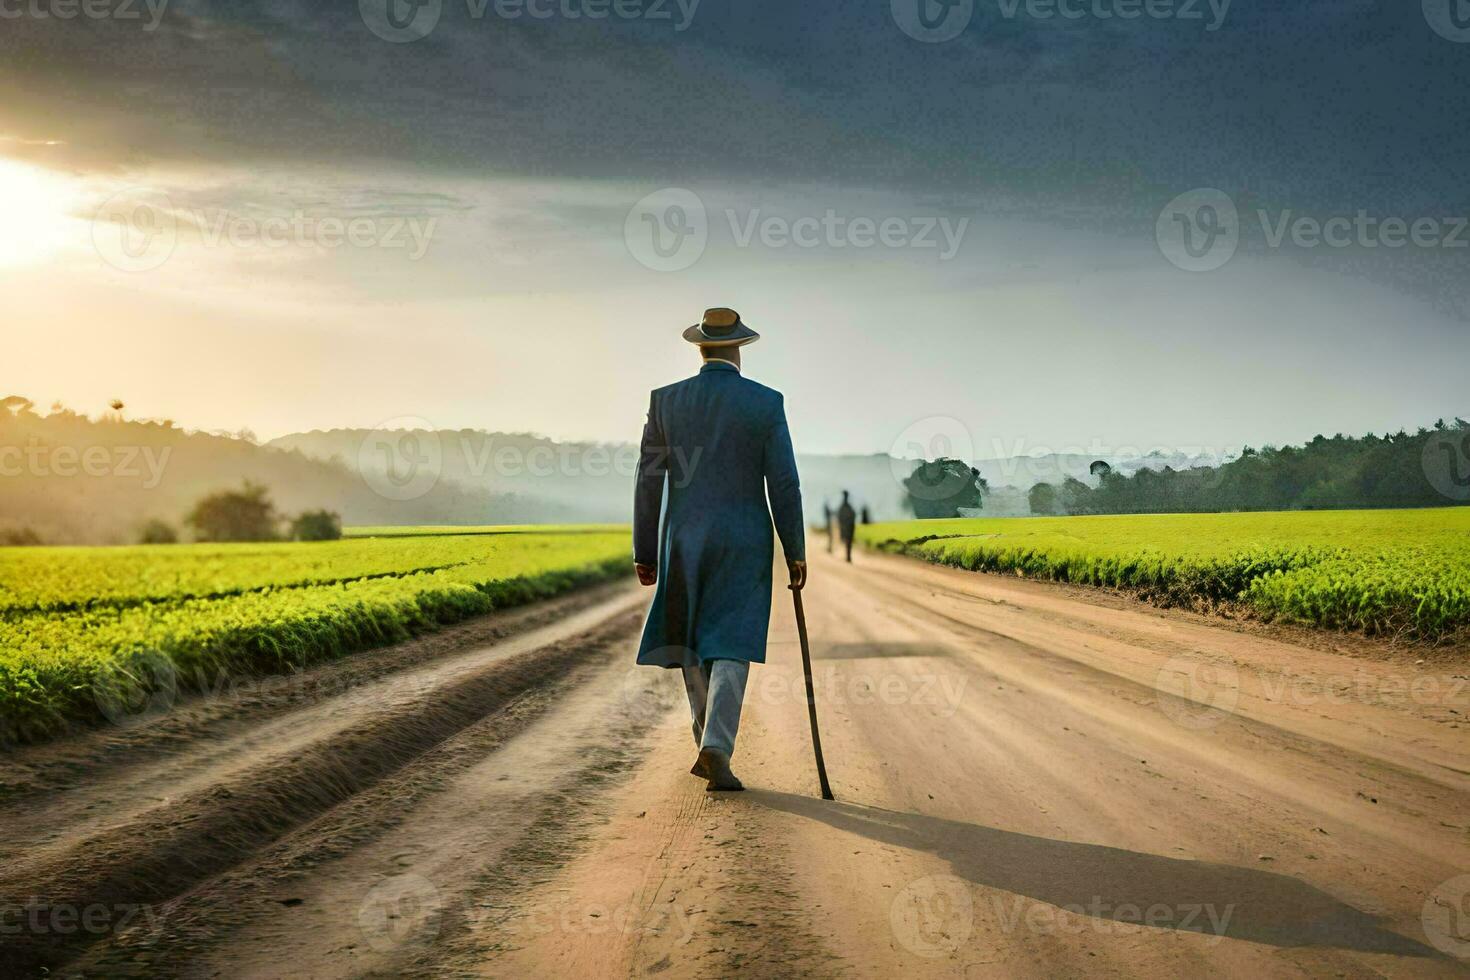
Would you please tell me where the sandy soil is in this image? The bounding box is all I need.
[4,548,1468,978]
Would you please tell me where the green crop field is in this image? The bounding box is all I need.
[858,508,1470,643]
[0,526,631,744]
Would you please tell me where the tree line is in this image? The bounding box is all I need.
[1028,420,1470,515]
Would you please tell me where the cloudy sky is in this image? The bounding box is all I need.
[1,0,1466,456]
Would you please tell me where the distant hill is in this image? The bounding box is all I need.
[268,428,1226,525]
[0,399,577,545]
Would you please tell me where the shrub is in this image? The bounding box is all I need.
[291,510,343,542]
[185,482,279,542]
[138,519,179,545]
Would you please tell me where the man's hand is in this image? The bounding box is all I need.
[635,563,657,587]
[787,560,807,592]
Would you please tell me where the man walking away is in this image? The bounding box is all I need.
[837,490,856,563]
[633,308,807,792]
[823,500,834,554]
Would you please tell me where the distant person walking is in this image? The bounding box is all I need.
[837,490,857,563]
[633,308,806,792]
[823,500,834,554]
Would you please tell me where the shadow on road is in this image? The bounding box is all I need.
[747,790,1436,957]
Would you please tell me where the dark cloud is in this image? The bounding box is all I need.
[3,1,1466,254]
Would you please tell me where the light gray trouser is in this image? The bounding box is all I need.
[681,657,750,758]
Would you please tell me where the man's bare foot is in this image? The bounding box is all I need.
[696,748,743,792]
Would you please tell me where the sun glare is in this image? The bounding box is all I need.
[0,156,80,268]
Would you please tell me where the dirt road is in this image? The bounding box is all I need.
[4,547,1469,978]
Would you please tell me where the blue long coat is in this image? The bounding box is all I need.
[634,361,805,667]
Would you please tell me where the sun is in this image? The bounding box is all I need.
[0,156,80,268]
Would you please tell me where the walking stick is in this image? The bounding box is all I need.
[790,586,835,801]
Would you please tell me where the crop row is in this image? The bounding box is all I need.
[857,508,1470,641]
[0,530,632,744]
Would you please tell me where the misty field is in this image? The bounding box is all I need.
[0,526,630,744]
[858,508,1470,642]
